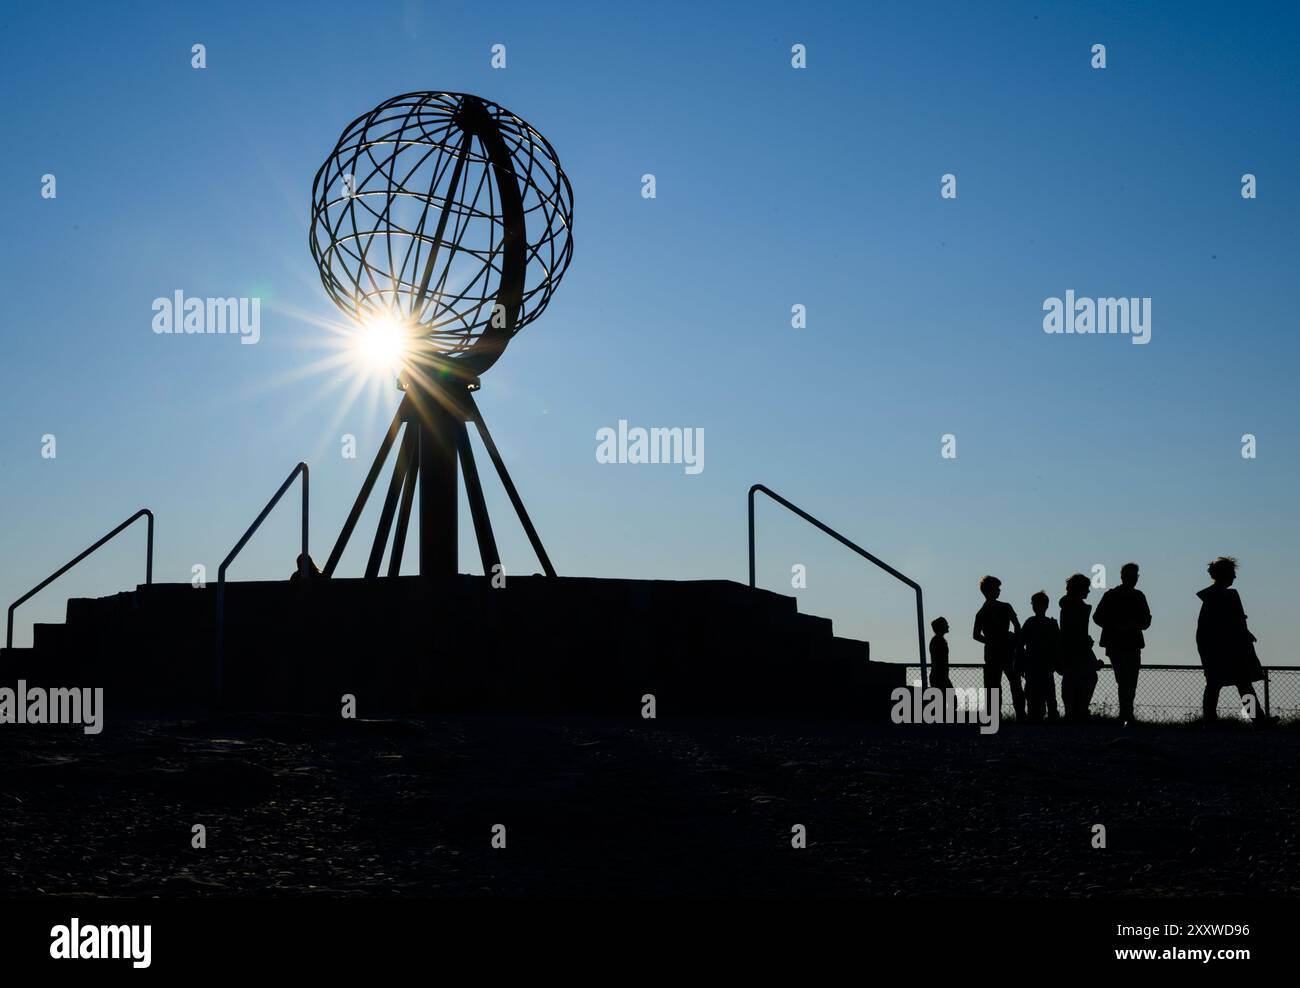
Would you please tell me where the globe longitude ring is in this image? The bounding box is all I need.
[309,91,574,382]
[312,91,571,581]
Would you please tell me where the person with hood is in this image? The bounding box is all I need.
[1196,557,1276,726]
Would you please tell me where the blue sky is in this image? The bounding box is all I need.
[1,0,1297,668]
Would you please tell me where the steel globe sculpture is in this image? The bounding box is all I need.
[311,92,573,581]
[309,92,573,376]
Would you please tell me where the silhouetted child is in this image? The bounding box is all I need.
[929,617,952,690]
[1019,591,1060,722]
[973,576,1025,719]
[1059,573,1103,722]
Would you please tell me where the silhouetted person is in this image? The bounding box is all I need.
[1019,590,1060,722]
[1196,557,1277,727]
[929,617,952,690]
[290,553,321,582]
[1059,573,1102,722]
[973,576,1024,719]
[1093,562,1151,727]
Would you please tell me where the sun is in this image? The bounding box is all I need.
[353,312,410,373]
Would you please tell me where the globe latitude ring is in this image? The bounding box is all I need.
[309,91,574,378]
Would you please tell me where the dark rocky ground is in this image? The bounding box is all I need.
[1,713,1296,897]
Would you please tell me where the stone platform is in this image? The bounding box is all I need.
[1,576,904,716]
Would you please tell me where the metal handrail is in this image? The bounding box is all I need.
[748,484,929,687]
[5,509,153,649]
[215,462,309,697]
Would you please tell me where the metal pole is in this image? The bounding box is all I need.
[301,465,310,578]
[916,587,928,689]
[215,463,308,704]
[411,384,459,579]
[467,393,556,577]
[456,420,501,577]
[323,397,408,577]
[747,487,756,588]
[389,431,419,577]
[366,426,412,577]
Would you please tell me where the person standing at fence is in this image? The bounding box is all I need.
[1093,562,1152,727]
[1019,591,1061,722]
[973,576,1025,719]
[1059,573,1102,722]
[1195,557,1277,727]
[929,617,953,690]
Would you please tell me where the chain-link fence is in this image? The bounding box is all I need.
[899,663,1300,723]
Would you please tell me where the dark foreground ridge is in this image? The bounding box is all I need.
[1,713,1296,897]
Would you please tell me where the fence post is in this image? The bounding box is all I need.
[1263,670,1271,717]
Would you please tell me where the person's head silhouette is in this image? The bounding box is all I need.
[1030,590,1049,615]
[1120,562,1139,588]
[931,616,949,635]
[1207,556,1237,587]
[1065,573,1090,600]
[979,575,1002,601]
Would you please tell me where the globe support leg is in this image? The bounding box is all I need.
[323,383,554,581]
[323,395,410,578]
[466,392,557,578]
[455,420,501,577]
[366,424,415,578]
[387,431,419,577]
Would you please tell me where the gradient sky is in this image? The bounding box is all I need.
[1,1,1297,669]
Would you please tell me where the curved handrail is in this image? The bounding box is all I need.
[5,509,153,649]
[748,484,929,687]
[215,463,309,698]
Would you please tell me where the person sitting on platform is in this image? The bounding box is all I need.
[290,553,322,581]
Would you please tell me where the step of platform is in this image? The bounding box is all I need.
[2,576,905,718]
[32,623,70,653]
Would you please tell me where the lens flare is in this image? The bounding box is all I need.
[354,313,409,373]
